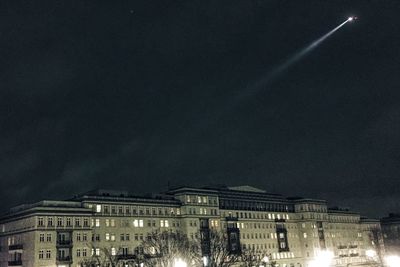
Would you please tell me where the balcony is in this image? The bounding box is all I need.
[349,245,358,248]
[56,256,72,264]
[8,260,22,266]
[350,253,359,257]
[8,244,23,251]
[278,247,290,252]
[56,240,73,247]
[275,218,286,223]
[338,245,347,249]
[117,254,136,260]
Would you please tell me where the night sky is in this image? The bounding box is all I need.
[1,1,400,218]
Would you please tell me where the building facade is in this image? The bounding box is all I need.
[381,213,400,255]
[0,186,383,267]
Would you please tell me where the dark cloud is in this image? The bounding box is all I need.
[1,0,399,218]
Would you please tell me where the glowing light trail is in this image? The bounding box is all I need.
[248,18,353,94]
[193,17,356,129]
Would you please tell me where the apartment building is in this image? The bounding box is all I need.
[0,186,383,267]
[381,213,400,255]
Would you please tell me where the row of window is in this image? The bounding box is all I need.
[37,217,89,227]
[242,232,279,240]
[220,200,294,212]
[185,195,218,206]
[236,222,279,230]
[296,203,327,213]
[187,207,218,216]
[95,204,181,216]
[90,218,178,228]
[224,211,290,220]
[329,215,359,223]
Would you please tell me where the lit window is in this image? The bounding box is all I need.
[96,205,102,213]
[303,233,307,238]
[133,219,143,228]
[111,234,115,241]
[106,233,110,241]
[111,247,116,256]
[95,219,100,227]
[95,248,100,256]
[160,220,169,228]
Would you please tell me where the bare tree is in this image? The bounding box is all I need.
[368,226,385,266]
[207,230,242,267]
[240,248,259,267]
[140,230,201,267]
[79,246,132,267]
[237,249,276,267]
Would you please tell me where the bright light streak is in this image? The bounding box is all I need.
[174,258,187,267]
[365,249,376,258]
[309,250,334,267]
[239,18,351,100]
[348,17,354,21]
[268,19,349,78]
[202,256,209,266]
[191,17,355,129]
[385,255,400,267]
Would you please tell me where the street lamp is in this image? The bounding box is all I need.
[385,255,400,267]
[309,250,334,267]
[259,256,270,267]
[365,249,377,258]
[174,258,187,267]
